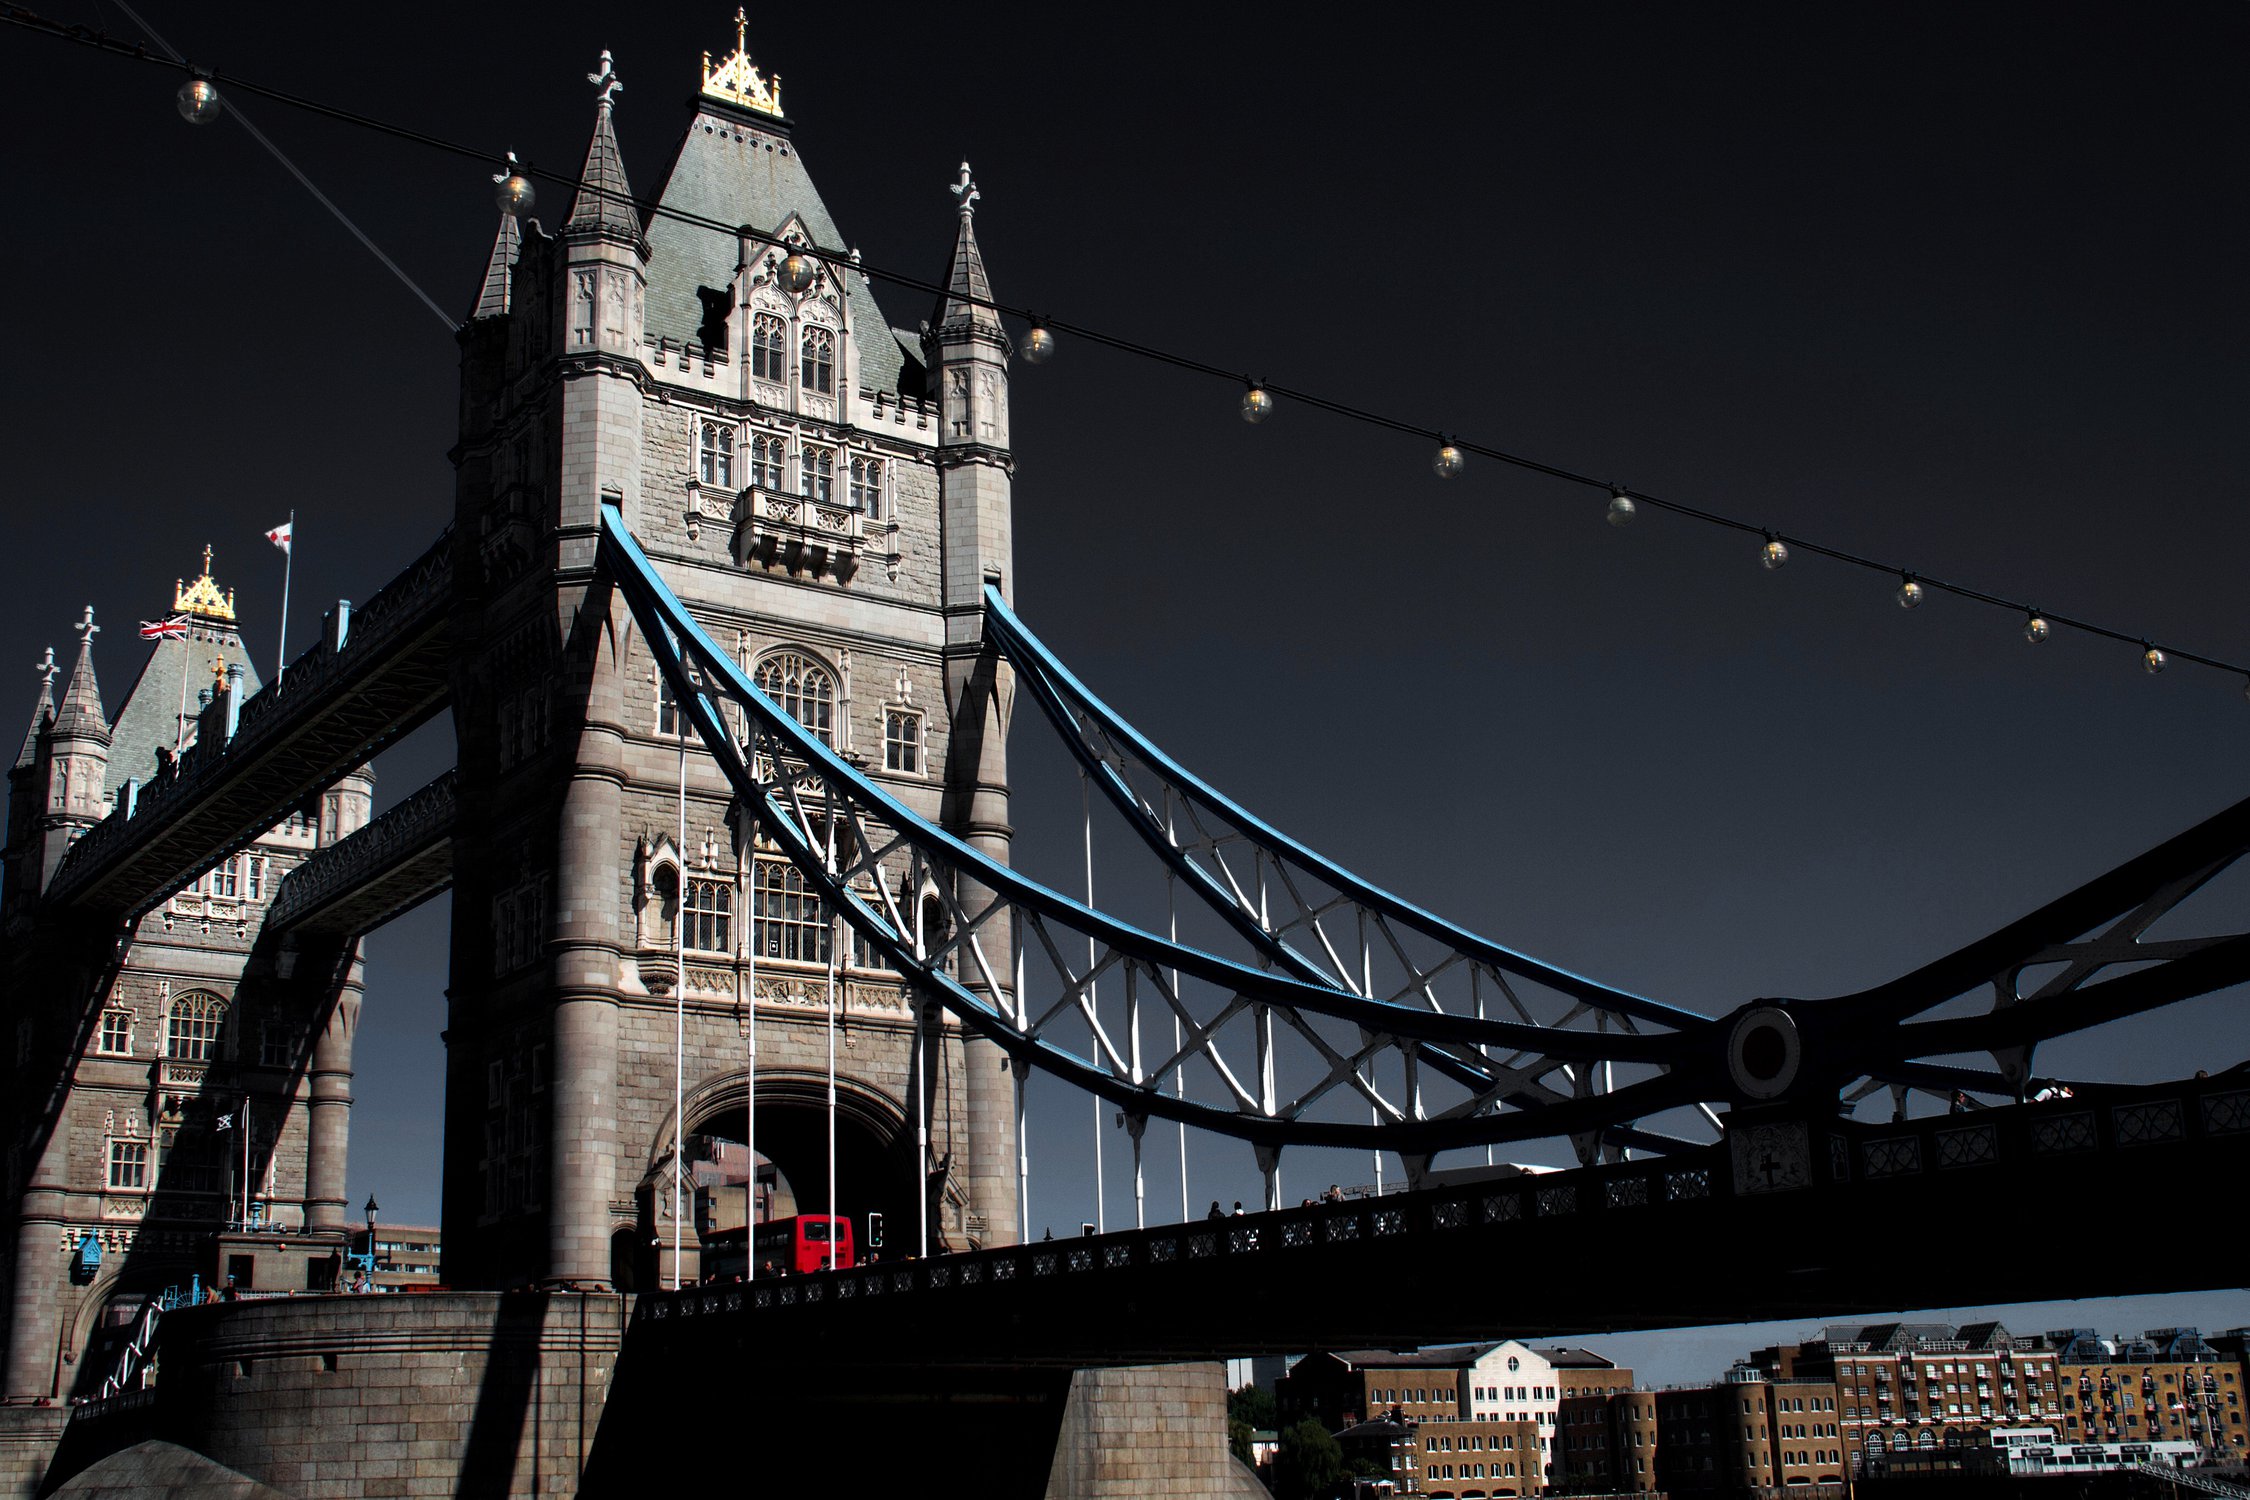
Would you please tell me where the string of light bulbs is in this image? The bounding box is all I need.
[9,3,2247,701]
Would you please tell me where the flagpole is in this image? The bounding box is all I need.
[241,1095,251,1231]
[173,629,191,754]
[275,510,294,682]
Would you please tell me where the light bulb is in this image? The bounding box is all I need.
[1606,493,1637,527]
[1022,326,1057,364]
[493,171,536,218]
[176,79,222,125]
[1432,443,1465,480]
[781,248,820,294]
[1897,577,1924,610]
[2142,645,2167,675]
[1760,537,1789,570]
[1240,387,1274,424]
[2024,613,2050,644]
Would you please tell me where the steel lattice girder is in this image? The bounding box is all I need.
[980,578,2250,1118]
[602,505,2250,1145]
[602,505,1708,1154]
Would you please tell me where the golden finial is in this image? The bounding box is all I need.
[700,9,782,118]
[211,655,228,687]
[174,545,238,623]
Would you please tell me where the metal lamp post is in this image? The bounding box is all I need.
[363,1194,380,1283]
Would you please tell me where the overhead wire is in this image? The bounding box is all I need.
[104,1,456,330]
[6,3,2246,689]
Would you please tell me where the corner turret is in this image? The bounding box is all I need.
[4,646,59,910]
[557,49,651,535]
[38,608,111,886]
[926,164,1021,1245]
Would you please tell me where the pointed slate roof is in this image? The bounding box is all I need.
[564,75,643,243]
[16,647,56,769]
[936,165,1001,336]
[471,211,522,319]
[642,102,910,393]
[106,557,262,796]
[107,629,261,797]
[52,611,108,741]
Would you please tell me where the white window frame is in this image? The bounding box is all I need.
[754,651,836,745]
[108,1139,148,1191]
[683,875,734,955]
[751,858,831,966]
[883,708,923,775]
[698,419,735,488]
[98,1009,133,1057]
[751,313,788,385]
[166,992,226,1061]
[799,443,835,503]
[800,324,835,395]
[849,454,885,520]
[750,431,786,491]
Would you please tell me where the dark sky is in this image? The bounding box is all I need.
[7,3,2247,1380]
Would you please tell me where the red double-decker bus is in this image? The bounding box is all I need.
[750,1214,854,1275]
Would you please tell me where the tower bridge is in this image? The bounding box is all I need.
[3,18,2248,1500]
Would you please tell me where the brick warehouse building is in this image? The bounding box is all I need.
[1280,1342,1622,1495]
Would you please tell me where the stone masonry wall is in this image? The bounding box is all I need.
[1044,1361,1273,1500]
[108,1291,627,1499]
[0,1404,66,1500]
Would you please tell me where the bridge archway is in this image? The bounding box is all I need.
[633,1069,929,1282]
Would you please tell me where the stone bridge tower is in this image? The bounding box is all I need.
[1,561,373,1402]
[446,25,1018,1289]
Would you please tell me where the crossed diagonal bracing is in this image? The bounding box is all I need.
[600,504,2250,1158]
[980,583,2250,1127]
[603,506,1696,1156]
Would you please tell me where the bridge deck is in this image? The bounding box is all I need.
[628,1075,2250,1369]
[45,531,454,919]
[266,771,456,937]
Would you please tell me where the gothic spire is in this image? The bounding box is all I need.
[564,50,643,241]
[52,607,108,740]
[471,209,522,320]
[937,163,1000,335]
[16,645,56,768]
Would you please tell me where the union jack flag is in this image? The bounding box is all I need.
[138,616,189,641]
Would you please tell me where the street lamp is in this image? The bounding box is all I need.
[363,1194,380,1275]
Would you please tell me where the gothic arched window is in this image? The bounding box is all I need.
[166,991,227,1062]
[799,444,835,504]
[754,651,834,744]
[697,420,733,487]
[751,313,787,384]
[750,433,785,491]
[800,325,835,395]
[849,455,884,520]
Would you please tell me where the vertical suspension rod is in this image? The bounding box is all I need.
[1083,770,1104,1235]
[672,678,688,1290]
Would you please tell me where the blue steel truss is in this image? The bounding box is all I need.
[600,505,2250,1165]
[981,579,2250,1124]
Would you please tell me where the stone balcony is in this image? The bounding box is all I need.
[732,485,864,579]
